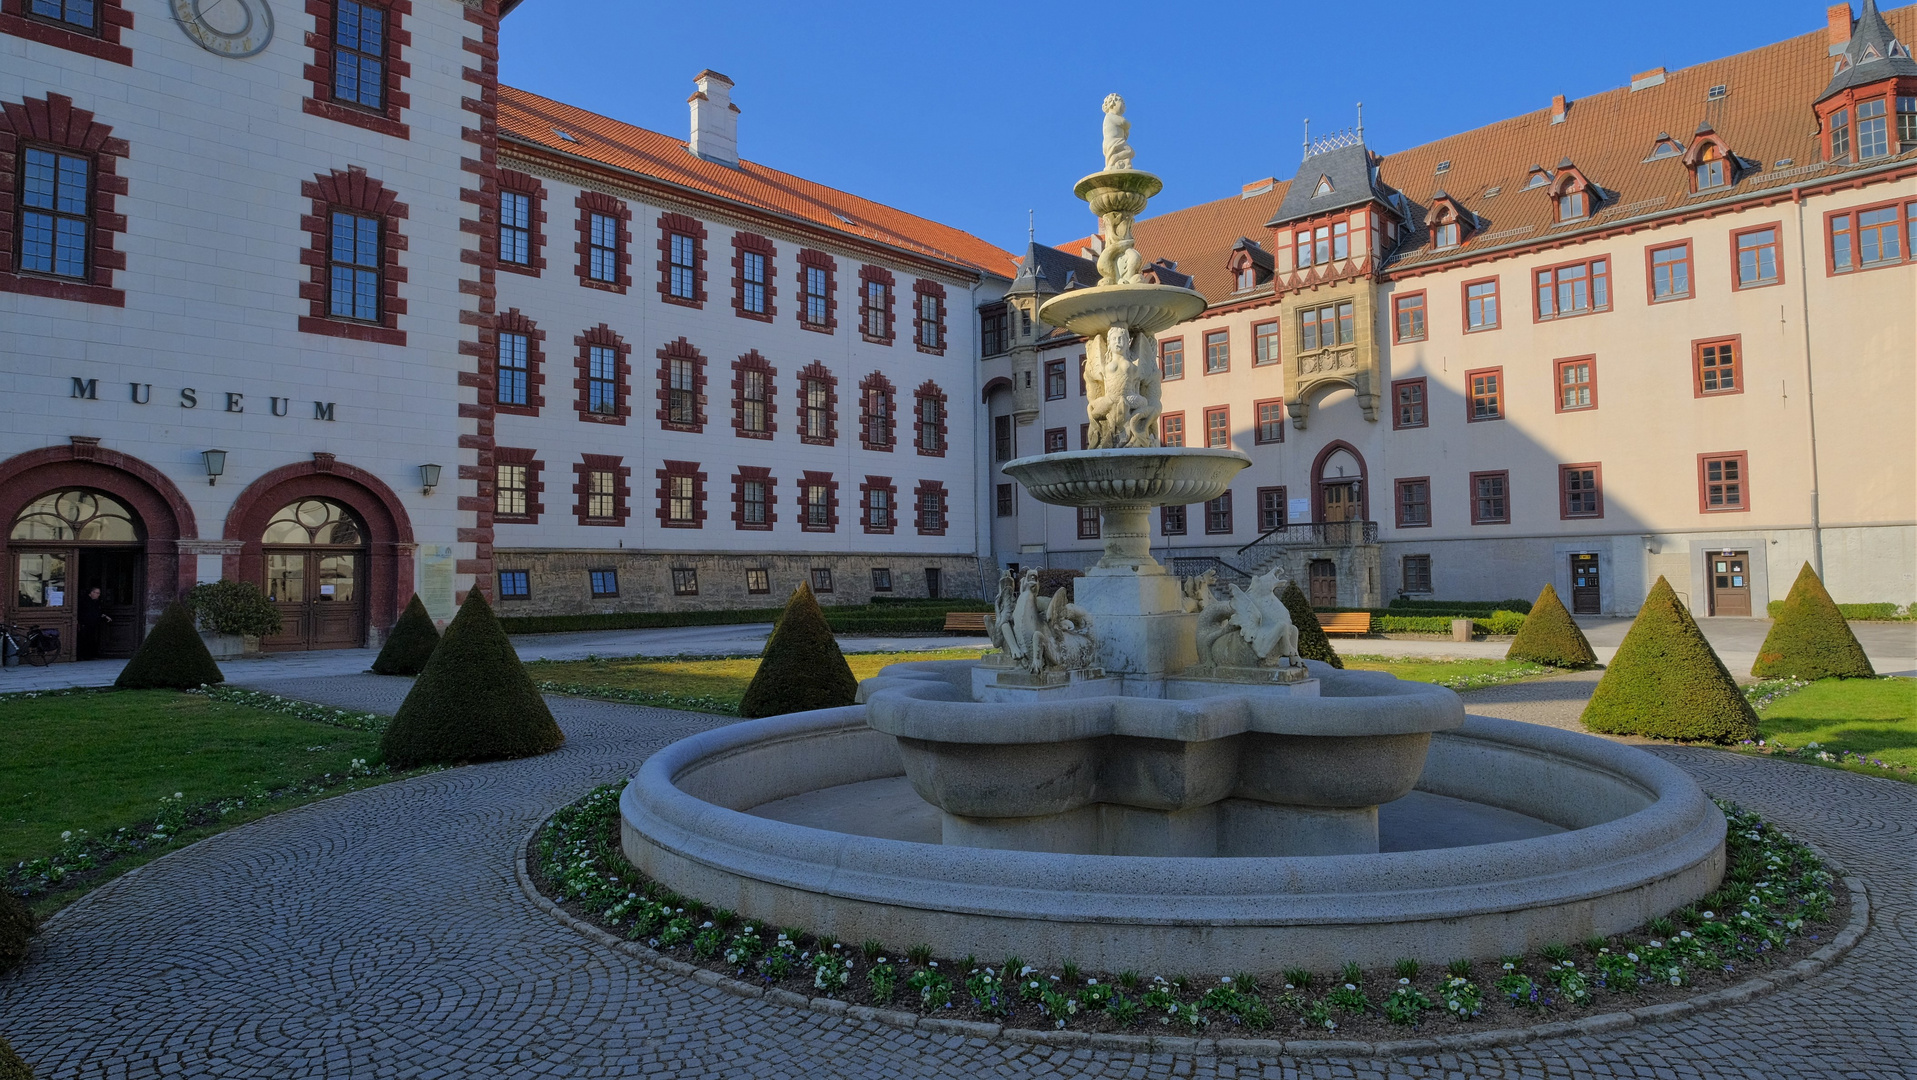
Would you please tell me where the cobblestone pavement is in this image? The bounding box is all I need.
[2,674,1912,1078]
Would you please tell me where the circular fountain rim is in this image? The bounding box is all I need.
[1036,282,1207,336]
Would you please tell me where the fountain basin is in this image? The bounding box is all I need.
[1037,282,1207,336]
[1002,447,1248,509]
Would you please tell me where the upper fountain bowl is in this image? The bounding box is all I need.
[1038,283,1207,338]
[1002,446,1249,509]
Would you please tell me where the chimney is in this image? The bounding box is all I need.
[1827,4,1852,53]
[1630,66,1667,91]
[1550,94,1568,124]
[688,69,739,166]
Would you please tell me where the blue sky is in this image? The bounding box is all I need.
[499,1,1883,257]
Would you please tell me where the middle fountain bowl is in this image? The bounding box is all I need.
[1001,446,1247,512]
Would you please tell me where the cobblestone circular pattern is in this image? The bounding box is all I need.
[0,673,1912,1079]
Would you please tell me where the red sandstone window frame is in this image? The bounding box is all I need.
[574,454,631,527]
[859,371,897,452]
[655,337,708,433]
[1204,405,1230,449]
[1394,477,1431,528]
[492,447,544,524]
[1691,335,1743,398]
[796,362,838,446]
[731,350,777,439]
[1462,277,1500,332]
[1253,398,1285,444]
[798,471,839,533]
[575,191,631,293]
[731,232,777,321]
[1558,462,1604,520]
[1823,198,1914,276]
[861,475,897,535]
[656,460,707,529]
[494,309,546,417]
[1391,378,1427,430]
[913,381,948,458]
[915,480,949,536]
[1469,470,1510,525]
[574,324,630,425]
[1644,239,1693,303]
[797,248,837,333]
[0,94,130,306]
[913,279,948,355]
[657,212,708,308]
[0,0,131,65]
[303,0,412,140]
[298,167,408,345]
[1391,291,1427,344]
[1252,320,1280,366]
[1465,367,1503,422]
[496,170,548,277]
[731,466,776,531]
[1697,451,1750,514]
[1553,355,1598,413]
[1728,223,1783,291]
[858,264,896,344]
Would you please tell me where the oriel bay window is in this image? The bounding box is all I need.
[18,146,89,279]
[1827,201,1912,273]
[1294,219,1348,267]
[1299,302,1355,350]
[1534,257,1608,320]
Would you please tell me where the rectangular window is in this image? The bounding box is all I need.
[495,464,527,516]
[740,479,767,525]
[1299,301,1356,350]
[1899,95,1917,150]
[588,213,619,282]
[868,485,892,530]
[1395,478,1430,527]
[669,233,697,299]
[802,379,829,441]
[1534,257,1609,319]
[810,568,833,593]
[666,473,695,524]
[1044,427,1067,454]
[746,568,770,594]
[590,569,619,598]
[498,332,529,407]
[980,304,1008,355]
[1392,292,1426,343]
[671,568,698,596]
[1648,242,1692,301]
[587,346,618,415]
[1471,471,1509,525]
[332,0,386,111]
[1467,367,1502,422]
[1160,504,1186,535]
[25,0,96,30]
[1699,452,1747,512]
[994,416,1013,462]
[1159,338,1184,380]
[1402,554,1432,594]
[872,568,893,592]
[1555,356,1596,412]
[804,265,829,326]
[586,469,616,521]
[740,369,768,433]
[1205,491,1233,534]
[1694,337,1741,396]
[1392,378,1427,429]
[1257,486,1287,532]
[863,279,888,337]
[1464,278,1499,331]
[1560,464,1602,519]
[1557,190,1587,222]
[1044,359,1066,400]
[740,251,767,313]
[19,147,90,279]
[917,290,943,349]
[1856,98,1889,160]
[1160,412,1185,447]
[1077,504,1101,540]
[918,395,944,454]
[1829,202,1908,273]
[918,488,946,533]
[1204,329,1230,373]
[500,191,532,266]
[1079,423,1089,450]
[1733,226,1780,289]
[497,569,529,599]
[1254,399,1285,444]
[1253,320,1280,365]
[328,210,380,321]
[995,483,1015,517]
[864,388,892,448]
[668,358,698,425]
[804,483,831,529]
[1831,107,1852,161]
[1433,221,1460,249]
[1204,406,1230,449]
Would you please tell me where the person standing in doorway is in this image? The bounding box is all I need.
[77,586,111,661]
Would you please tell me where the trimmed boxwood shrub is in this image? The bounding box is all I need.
[1752,563,1875,680]
[0,1036,31,1080]
[1387,597,1533,615]
[114,601,223,689]
[1280,580,1343,669]
[1506,584,1597,668]
[740,583,859,719]
[380,587,563,768]
[1765,600,1910,620]
[1581,577,1757,743]
[372,594,441,676]
[185,579,282,638]
[0,888,31,975]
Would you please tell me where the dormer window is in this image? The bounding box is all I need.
[1433,222,1460,249]
[1647,134,1684,161]
[1548,161,1598,222]
[1236,266,1257,290]
[1556,191,1587,222]
[1522,167,1551,190]
[1227,237,1272,291]
[1425,193,1472,250]
[1695,145,1727,190]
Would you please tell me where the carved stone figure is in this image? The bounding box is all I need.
[1083,325,1163,450]
[1038,589,1097,672]
[987,568,1021,659]
[1181,569,1218,613]
[990,568,1098,675]
[1193,569,1303,669]
[1101,93,1134,172]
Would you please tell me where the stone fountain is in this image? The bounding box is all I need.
[617,97,1725,971]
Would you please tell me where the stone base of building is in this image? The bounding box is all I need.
[491,549,986,617]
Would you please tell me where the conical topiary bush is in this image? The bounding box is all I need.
[1507,583,1598,668]
[1752,563,1875,680]
[372,594,441,676]
[1581,576,1757,743]
[379,586,562,768]
[114,600,223,689]
[0,1035,33,1080]
[0,888,31,975]
[739,582,858,719]
[1279,579,1343,669]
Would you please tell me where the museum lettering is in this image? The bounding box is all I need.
[69,377,337,421]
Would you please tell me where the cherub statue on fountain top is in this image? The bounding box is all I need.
[1101,93,1134,172]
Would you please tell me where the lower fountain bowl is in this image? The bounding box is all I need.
[1002,447,1250,509]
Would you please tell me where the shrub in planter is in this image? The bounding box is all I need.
[372,594,441,676]
[1280,580,1343,669]
[1752,563,1875,680]
[114,601,223,689]
[0,888,31,975]
[1506,584,1597,668]
[1581,577,1757,743]
[0,1036,31,1080]
[740,583,859,718]
[185,579,283,639]
[380,587,563,767]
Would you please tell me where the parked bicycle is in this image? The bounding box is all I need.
[0,623,61,667]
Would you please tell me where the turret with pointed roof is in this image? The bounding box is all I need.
[1819,0,1917,102]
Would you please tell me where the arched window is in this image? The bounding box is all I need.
[263,498,365,546]
[11,490,140,542]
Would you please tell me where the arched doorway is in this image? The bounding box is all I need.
[260,498,367,651]
[8,489,145,659]
[1311,440,1371,543]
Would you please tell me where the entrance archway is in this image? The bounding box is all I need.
[224,458,413,652]
[0,443,196,662]
[1310,440,1371,542]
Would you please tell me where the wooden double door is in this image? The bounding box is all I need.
[10,546,142,659]
[262,548,365,651]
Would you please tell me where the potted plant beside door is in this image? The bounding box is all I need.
[186,580,284,658]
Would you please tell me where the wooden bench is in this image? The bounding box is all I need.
[943,611,990,634]
[1317,612,1374,636]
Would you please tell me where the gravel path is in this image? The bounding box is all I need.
[1,673,1911,1079]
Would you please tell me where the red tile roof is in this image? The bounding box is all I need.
[498,85,1020,279]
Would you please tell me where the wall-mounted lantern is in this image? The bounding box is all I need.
[201,449,227,486]
[420,462,442,496]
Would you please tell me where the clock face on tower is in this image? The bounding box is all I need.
[170,0,275,58]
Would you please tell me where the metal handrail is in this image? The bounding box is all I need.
[1235,520,1379,555]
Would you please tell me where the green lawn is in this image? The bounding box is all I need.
[526,648,992,714]
[1753,677,1917,774]
[1341,654,1558,690]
